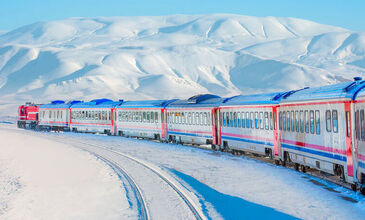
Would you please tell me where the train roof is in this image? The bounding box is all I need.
[281,78,365,103]
[221,92,288,106]
[39,100,83,109]
[116,99,178,109]
[70,99,123,109]
[166,94,223,108]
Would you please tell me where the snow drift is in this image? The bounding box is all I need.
[0,14,364,116]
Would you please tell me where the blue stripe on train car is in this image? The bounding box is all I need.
[281,143,346,162]
[168,131,212,138]
[222,135,274,146]
[359,162,365,169]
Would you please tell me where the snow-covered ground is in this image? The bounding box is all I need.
[0,124,134,219]
[1,14,365,116]
[1,123,365,219]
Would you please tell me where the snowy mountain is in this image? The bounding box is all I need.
[0,14,365,116]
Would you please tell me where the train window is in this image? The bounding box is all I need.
[259,112,264,129]
[204,112,208,126]
[295,111,299,132]
[56,111,59,119]
[147,112,151,123]
[291,111,294,131]
[361,110,365,141]
[242,112,245,128]
[195,113,198,125]
[273,112,277,130]
[265,112,269,130]
[332,110,338,133]
[246,112,249,128]
[287,111,290,131]
[151,112,155,123]
[269,112,273,130]
[191,112,195,125]
[237,112,241,127]
[279,112,282,130]
[282,111,286,131]
[143,112,146,122]
[222,112,226,127]
[299,111,304,133]
[228,112,232,127]
[208,112,211,125]
[347,111,352,138]
[199,112,203,125]
[155,112,158,123]
[310,110,315,134]
[315,110,320,134]
[255,112,258,129]
[233,112,237,127]
[249,112,253,128]
[326,110,332,132]
[305,110,309,133]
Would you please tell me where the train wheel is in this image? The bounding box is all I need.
[274,160,280,166]
[294,163,299,171]
[351,184,357,192]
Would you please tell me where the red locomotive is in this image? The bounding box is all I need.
[17,103,40,129]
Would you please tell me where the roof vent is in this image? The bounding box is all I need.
[91,98,113,105]
[51,100,65,104]
[187,94,221,104]
[354,77,362,81]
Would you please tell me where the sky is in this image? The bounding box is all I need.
[0,0,364,32]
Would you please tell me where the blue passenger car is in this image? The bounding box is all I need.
[115,99,177,139]
[220,92,289,157]
[39,100,82,131]
[165,94,222,146]
[70,99,123,134]
[279,78,365,184]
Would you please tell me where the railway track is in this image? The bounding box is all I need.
[49,134,206,220]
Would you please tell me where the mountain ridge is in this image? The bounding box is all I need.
[0,14,364,116]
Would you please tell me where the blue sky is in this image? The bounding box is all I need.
[0,0,364,31]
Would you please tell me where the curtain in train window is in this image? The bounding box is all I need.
[332,110,338,133]
[361,110,365,141]
[326,110,332,132]
[291,111,294,131]
[265,112,269,130]
[269,112,273,130]
[310,110,315,134]
[315,110,320,134]
[229,112,233,127]
[200,112,203,125]
[283,111,286,131]
[196,112,200,126]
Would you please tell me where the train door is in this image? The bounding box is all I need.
[212,108,221,146]
[273,106,279,157]
[344,102,354,179]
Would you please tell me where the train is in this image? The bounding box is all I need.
[17,77,365,194]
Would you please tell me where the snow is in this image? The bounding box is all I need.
[0,124,134,219]
[29,127,365,220]
[0,14,364,116]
